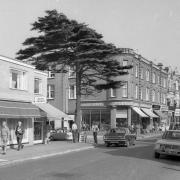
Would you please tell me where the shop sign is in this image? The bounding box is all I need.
[175,109,180,117]
[160,106,168,112]
[152,105,160,110]
[81,103,104,107]
[34,96,47,103]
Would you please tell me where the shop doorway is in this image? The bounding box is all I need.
[34,121,43,143]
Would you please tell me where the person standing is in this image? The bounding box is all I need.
[45,121,51,144]
[92,123,99,144]
[72,122,78,143]
[1,121,9,155]
[15,121,24,151]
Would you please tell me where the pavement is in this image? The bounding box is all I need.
[0,131,162,167]
[0,141,93,167]
[0,137,179,180]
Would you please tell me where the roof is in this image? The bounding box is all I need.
[0,55,47,76]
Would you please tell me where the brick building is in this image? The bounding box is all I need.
[47,48,170,133]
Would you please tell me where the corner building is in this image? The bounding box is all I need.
[81,49,169,133]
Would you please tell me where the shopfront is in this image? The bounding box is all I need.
[0,100,42,145]
[82,108,110,130]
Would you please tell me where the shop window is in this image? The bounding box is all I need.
[82,109,110,131]
[69,85,76,99]
[47,84,55,99]
[122,82,128,97]
[34,78,42,94]
[6,118,28,144]
[10,69,27,90]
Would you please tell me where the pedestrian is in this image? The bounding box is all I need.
[72,122,78,143]
[15,121,24,151]
[45,121,51,144]
[92,123,99,144]
[0,121,9,155]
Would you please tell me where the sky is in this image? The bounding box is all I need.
[0,0,180,69]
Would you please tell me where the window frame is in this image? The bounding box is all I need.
[69,85,76,99]
[122,82,128,98]
[47,84,55,99]
[110,88,116,97]
[34,78,43,95]
[9,69,27,91]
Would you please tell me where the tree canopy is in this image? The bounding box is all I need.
[16,10,132,129]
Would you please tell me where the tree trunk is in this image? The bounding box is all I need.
[75,60,81,131]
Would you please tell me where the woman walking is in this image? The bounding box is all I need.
[1,121,9,155]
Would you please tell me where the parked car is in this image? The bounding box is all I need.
[50,129,73,141]
[103,128,136,147]
[154,130,180,158]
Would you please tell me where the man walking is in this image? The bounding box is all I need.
[1,121,9,155]
[92,123,99,144]
[72,122,78,143]
[15,121,24,151]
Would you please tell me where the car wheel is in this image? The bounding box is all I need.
[154,152,160,159]
[50,136,54,141]
[106,143,110,147]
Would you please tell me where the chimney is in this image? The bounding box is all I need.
[157,63,163,69]
[164,67,169,73]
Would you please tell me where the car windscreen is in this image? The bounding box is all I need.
[164,131,180,140]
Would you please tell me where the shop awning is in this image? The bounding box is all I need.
[0,100,41,118]
[154,110,167,119]
[132,107,148,118]
[141,108,158,118]
[35,103,72,120]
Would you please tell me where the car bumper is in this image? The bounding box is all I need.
[104,139,126,143]
[155,149,180,156]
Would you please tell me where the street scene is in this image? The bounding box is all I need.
[0,0,180,180]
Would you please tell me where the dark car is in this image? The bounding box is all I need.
[103,128,136,147]
[50,129,72,141]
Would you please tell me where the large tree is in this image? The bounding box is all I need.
[16,10,132,130]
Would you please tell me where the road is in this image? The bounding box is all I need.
[0,137,179,180]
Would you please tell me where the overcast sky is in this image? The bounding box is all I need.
[0,0,180,69]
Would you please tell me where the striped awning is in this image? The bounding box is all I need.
[141,108,158,118]
[0,100,41,118]
[132,107,148,118]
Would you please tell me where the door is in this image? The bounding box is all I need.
[34,121,43,143]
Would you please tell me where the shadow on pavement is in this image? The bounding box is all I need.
[94,139,180,167]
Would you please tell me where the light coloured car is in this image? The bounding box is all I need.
[154,130,180,158]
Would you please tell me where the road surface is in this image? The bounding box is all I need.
[0,137,179,180]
